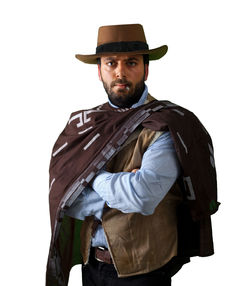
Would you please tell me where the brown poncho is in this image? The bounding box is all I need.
[46,99,219,286]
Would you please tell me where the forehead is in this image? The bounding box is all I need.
[100,54,143,62]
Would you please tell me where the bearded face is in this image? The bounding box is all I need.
[98,55,148,108]
[101,76,146,108]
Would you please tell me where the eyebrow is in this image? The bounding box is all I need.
[103,57,116,61]
[126,57,140,62]
[102,56,140,62]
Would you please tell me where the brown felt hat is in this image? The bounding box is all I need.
[75,24,168,64]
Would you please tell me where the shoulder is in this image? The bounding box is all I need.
[146,94,199,124]
[69,102,107,118]
[157,100,208,134]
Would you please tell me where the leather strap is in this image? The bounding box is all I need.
[94,247,113,264]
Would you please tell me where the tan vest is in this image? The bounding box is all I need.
[80,124,183,277]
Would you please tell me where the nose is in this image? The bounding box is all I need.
[115,61,126,79]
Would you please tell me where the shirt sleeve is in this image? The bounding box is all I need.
[65,186,106,220]
[92,131,181,215]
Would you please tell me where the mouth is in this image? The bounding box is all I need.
[114,83,130,90]
[116,84,127,88]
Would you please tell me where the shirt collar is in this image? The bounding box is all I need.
[108,84,148,109]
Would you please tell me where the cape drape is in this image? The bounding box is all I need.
[46,99,219,286]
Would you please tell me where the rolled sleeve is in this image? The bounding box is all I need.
[65,186,106,220]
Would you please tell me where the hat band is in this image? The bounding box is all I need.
[96,41,149,54]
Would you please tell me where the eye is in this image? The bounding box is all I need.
[127,61,137,67]
[106,61,115,67]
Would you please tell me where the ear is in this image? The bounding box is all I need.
[144,64,149,81]
[98,64,102,81]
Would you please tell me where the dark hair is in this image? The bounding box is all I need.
[143,54,149,65]
[97,54,149,65]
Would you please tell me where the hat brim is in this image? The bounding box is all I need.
[75,45,168,64]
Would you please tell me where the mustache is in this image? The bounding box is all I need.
[111,79,132,88]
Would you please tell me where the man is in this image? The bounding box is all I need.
[46,24,219,286]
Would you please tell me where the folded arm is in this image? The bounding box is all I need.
[92,131,181,215]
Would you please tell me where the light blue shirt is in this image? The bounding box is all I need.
[66,85,181,248]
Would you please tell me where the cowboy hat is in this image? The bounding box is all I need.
[75,24,168,64]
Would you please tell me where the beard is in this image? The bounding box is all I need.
[101,76,146,108]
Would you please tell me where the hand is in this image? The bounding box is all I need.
[131,168,139,173]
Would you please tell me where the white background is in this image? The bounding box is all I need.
[1,0,249,285]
